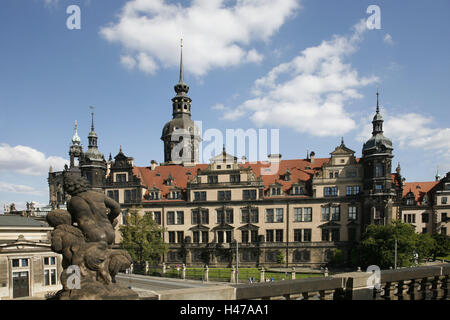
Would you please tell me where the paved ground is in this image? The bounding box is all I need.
[115,273,225,297]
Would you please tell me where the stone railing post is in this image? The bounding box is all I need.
[407,279,421,300]
[324,267,329,277]
[319,289,334,300]
[230,266,236,283]
[204,265,209,282]
[260,267,265,283]
[291,267,296,280]
[145,261,149,274]
[182,264,186,280]
[162,262,166,274]
[431,276,445,300]
[382,282,396,300]
[396,280,409,300]
[130,263,134,274]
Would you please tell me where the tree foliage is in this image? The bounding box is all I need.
[432,233,450,259]
[119,207,168,266]
[353,220,436,269]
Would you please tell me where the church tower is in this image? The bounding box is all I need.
[69,120,83,169]
[361,92,396,227]
[161,40,201,165]
[79,110,106,190]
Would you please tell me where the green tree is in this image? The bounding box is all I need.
[120,207,168,267]
[431,233,450,260]
[276,251,285,264]
[354,220,436,269]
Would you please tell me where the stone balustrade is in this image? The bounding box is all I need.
[151,263,450,300]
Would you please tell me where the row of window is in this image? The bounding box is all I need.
[167,228,356,244]
[107,189,138,202]
[324,186,360,197]
[403,212,448,224]
[11,257,57,287]
[151,206,359,225]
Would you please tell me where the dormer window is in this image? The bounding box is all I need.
[271,187,282,196]
[146,190,160,200]
[292,185,304,195]
[116,174,126,183]
[170,190,181,200]
[230,174,240,183]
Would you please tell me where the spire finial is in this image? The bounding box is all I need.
[341,136,344,145]
[90,106,95,131]
[376,90,380,113]
[179,38,184,83]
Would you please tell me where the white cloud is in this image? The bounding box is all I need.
[217,19,378,136]
[0,143,68,176]
[0,182,45,196]
[100,0,301,76]
[384,33,394,45]
[120,55,137,70]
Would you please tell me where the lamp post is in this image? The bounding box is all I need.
[394,238,398,269]
[234,239,239,284]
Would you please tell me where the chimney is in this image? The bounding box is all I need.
[268,154,282,163]
[151,160,158,171]
[310,151,315,164]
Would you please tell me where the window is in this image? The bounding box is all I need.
[168,232,176,243]
[331,229,340,242]
[12,258,28,268]
[241,208,258,223]
[176,211,184,225]
[293,250,310,262]
[243,189,257,200]
[149,211,161,225]
[266,230,274,242]
[107,190,119,202]
[170,190,181,199]
[230,174,240,183]
[292,186,304,195]
[404,214,416,224]
[177,231,184,243]
[194,191,207,201]
[294,229,302,242]
[208,175,218,184]
[251,230,258,243]
[44,266,56,286]
[275,208,284,222]
[116,174,127,183]
[346,170,357,178]
[321,207,330,221]
[201,231,209,243]
[147,191,159,200]
[192,209,209,225]
[406,197,415,205]
[44,257,56,266]
[375,184,383,191]
[217,209,233,224]
[124,189,137,202]
[441,227,447,235]
[293,208,302,222]
[303,229,312,242]
[346,186,360,196]
[324,187,338,197]
[242,230,249,243]
[442,197,448,205]
[265,209,274,223]
[422,213,429,223]
[167,211,175,225]
[275,230,283,242]
[375,163,384,177]
[334,172,339,178]
[331,206,340,221]
[422,228,427,234]
[348,206,357,220]
[322,229,330,241]
[442,212,448,222]
[218,190,231,201]
[271,187,282,196]
[193,231,200,243]
[226,231,232,243]
[304,208,312,222]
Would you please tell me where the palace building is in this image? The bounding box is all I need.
[48,47,450,268]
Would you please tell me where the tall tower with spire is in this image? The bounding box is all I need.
[161,39,201,165]
[79,109,107,190]
[69,120,83,168]
[361,91,396,227]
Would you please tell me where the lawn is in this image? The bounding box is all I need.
[150,267,322,283]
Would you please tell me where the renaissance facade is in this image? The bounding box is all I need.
[48,49,449,268]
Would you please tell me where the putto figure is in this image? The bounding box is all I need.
[47,172,137,300]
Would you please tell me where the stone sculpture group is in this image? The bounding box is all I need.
[46,172,137,300]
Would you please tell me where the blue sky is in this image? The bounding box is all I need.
[1,0,449,212]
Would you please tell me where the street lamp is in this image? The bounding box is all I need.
[234,239,239,283]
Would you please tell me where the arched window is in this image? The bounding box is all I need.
[375,163,384,177]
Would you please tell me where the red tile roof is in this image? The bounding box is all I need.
[402,181,439,205]
[133,158,330,201]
